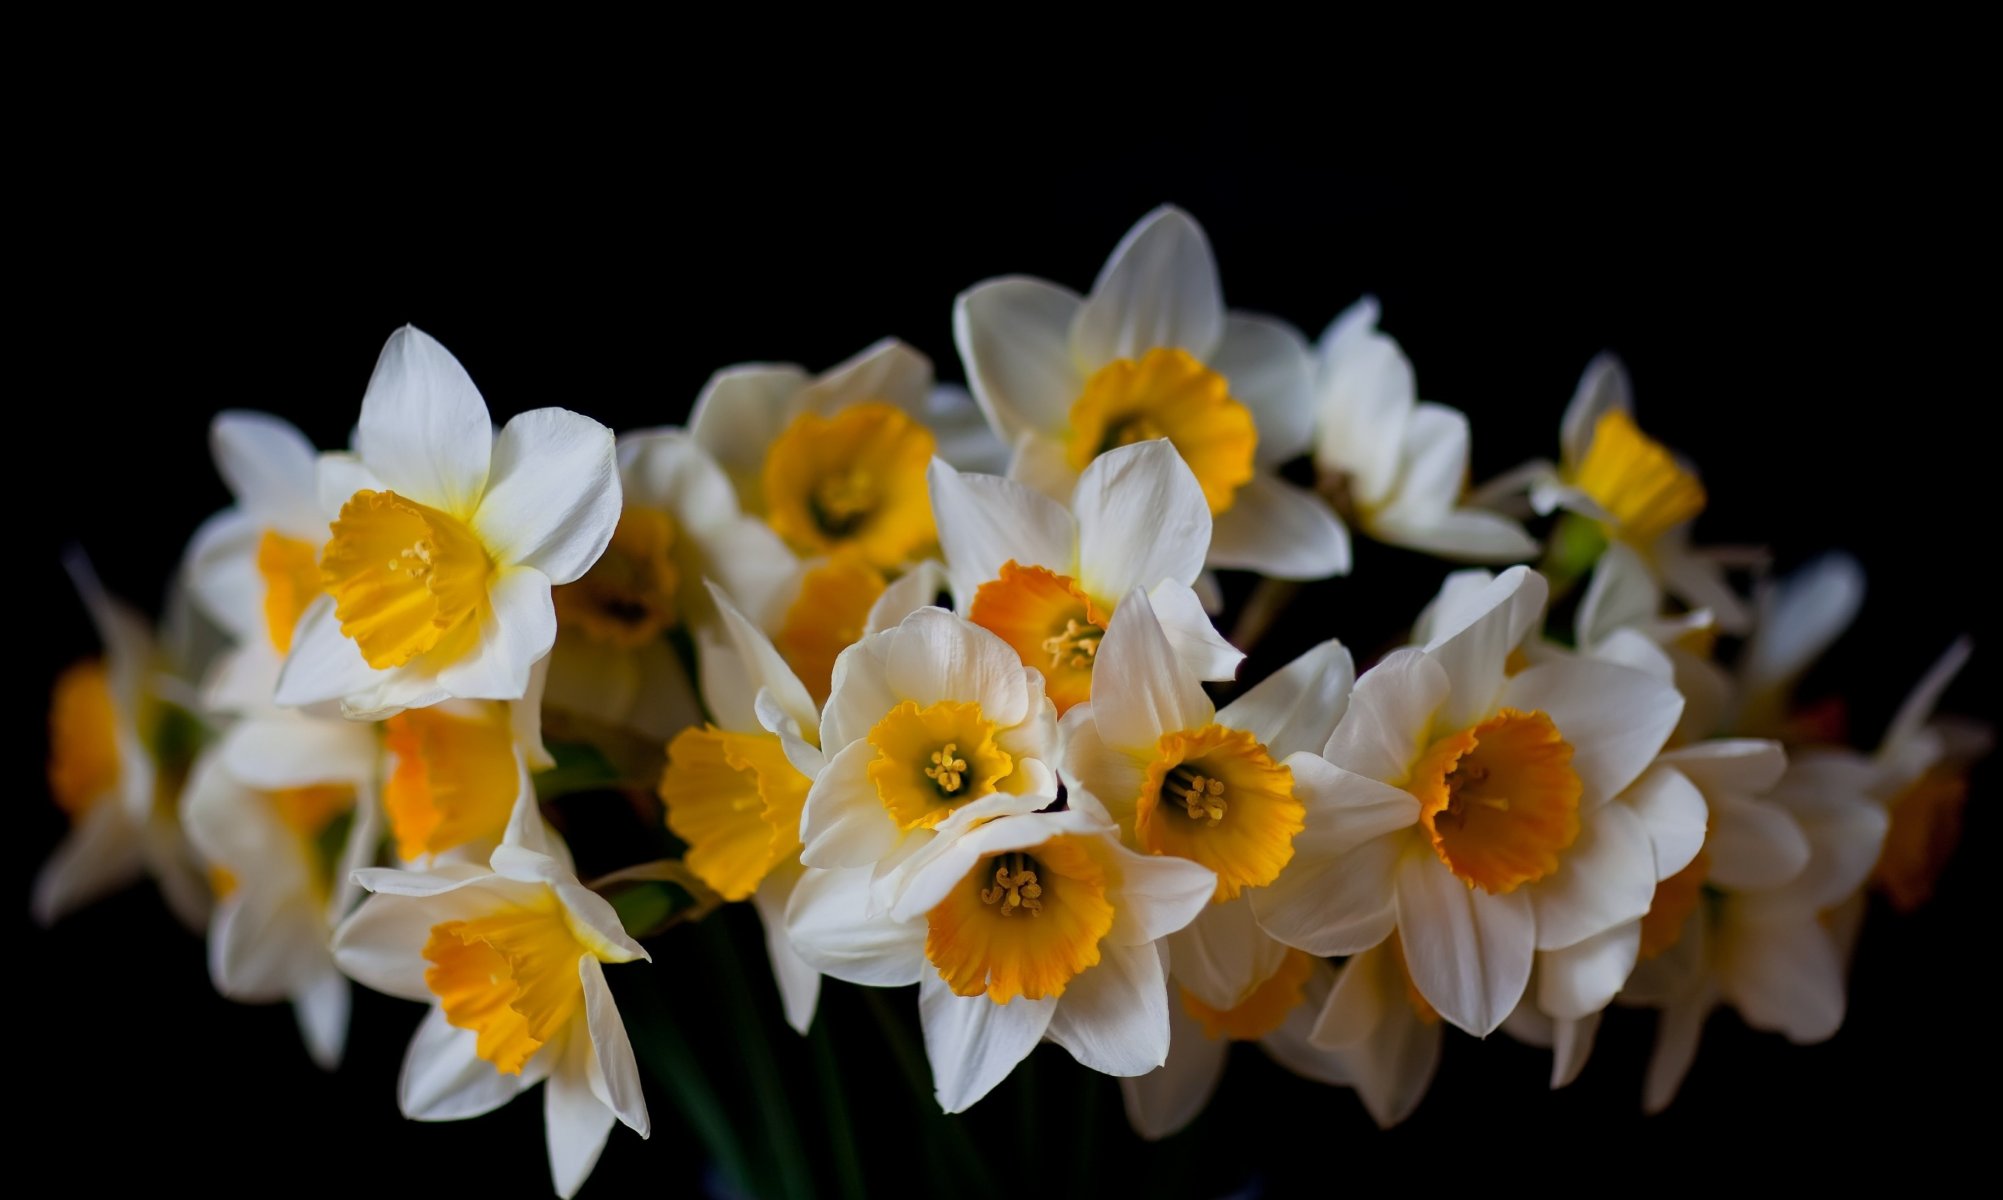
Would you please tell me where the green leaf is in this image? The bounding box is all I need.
[533,739,623,801]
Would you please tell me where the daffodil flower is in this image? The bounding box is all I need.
[954,206,1348,580]
[795,607,1061,880]
[181,712,381,1067]
[786,796,1216,1112]
[332,844,650,1199]
[1865,639,1986,911]
[1060,589,1352,1012]
[1253,567,1692,1036]
[929,439,1242,715]
[1300,936,1444,1129]
[378,667,551,866]
[686,339,999,574]
[275,326,621,719]
[1311,298,1538,563]
[36,553,208,929]
[1120,943,1352,1139]
[184,411,330,711]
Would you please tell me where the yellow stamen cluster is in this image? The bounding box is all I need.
[1167,766,1227,824]
[979,854,1043,917]
[1040,618,1102,673]
[926,743,970,793]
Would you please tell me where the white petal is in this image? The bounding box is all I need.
[1073,207,1224,364]
[1206,474,1350,580]
[1394,847,1535,1037]
[1216,639,1353,759]
[1706,796,1812,891]
[316,452,389,518]
[1423,566,1547,731]
[868,559,947,636]
[1657,542,1752,636]
[580,958,648,1134]
[820,627,902,751]
[1310,941,1389,1050]
[31,802,143,926]
[1322,649,1450,783]
[686,363,810,480]
[64,550,154,705]
[221,715,377,790]
[333,879,501,1001]
[1502,657,1681,807]
[1883,636,1974,759]
[1531,801,1657,951]
[1312,310,1412,504]
[1656,738,1789,796]
[1119,1002,1228,1140]
[1046,941,1170,1076]
[1090,589,1213,752]
[1309,944,1440,1128]
[270,597,382,709]
[928,384,1012,475]
[1145,583,1244,682]
[202,643,284,715]
[1105,843,1222,947]
[294,968,351,1071]
[799,338,934,417]
[1369,507,1540,565]
[1006,430,1082,504]
[183,508,266,641]
[1559,353,1631,469]
[399,1005,527,1121]
[1550,1011,1601,1089]
[952,277,1085,443]
[1073,440,1211,598]
[705,581,817,740]
[1537,923,1641,1020]
[884,608,1030,728]
[753,870,821,1034]
[1717,907,1845,1042]
[1622,766,1710,880]
[1210,313,1314,465]
[1167,898,1289,1009]
[926,457,1075,606]
[546,1038,618,1199]
[355,326,493,515]
[210,410,324,532]
[1254,829,1401,958]
[432,566,557,703]
[918,973,1056,1113]
[887,804,1104,922]
[1577,542,1661,649]
[1642,989,1714,1114]
[1058,706,1151,828]
[784,865,926,986]
[1379,402,1473,517]
[1740,551,1865,695]
[473,409,620,583]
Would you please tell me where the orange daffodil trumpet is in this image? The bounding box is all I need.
[1310,298,1538,563]
[929,439,1243,714]
[275,326,621,718]
[954,207,1349,580]
[333,840,650,1199]
[1253,567,1693,1036]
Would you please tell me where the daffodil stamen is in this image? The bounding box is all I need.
[1137,724,1301,901]
[1040,618,1103,673]
[867,700,1015,830]
[979,853,1044,917]
[761,402,938,569]
[1409,708,1582,894]
[1167,766,1227,824]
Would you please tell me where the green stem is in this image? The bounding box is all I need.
[619,970,754,1195]
[810,1012,867,1200]
[701,917,814,1200]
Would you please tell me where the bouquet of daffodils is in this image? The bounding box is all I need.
[37,209,1985,1197]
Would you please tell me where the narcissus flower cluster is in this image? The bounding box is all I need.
[38,208,1985,1195]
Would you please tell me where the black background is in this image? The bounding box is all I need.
[22,109,1994,1196]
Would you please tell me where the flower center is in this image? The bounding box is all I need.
[553,505,680,649]
[255,530,321,654]
[925,835,1116,1003]
[383,705,519,860]
[1409,708,1582,894]
[1180,948,1316,1040]
[1066,347,1257,515]
[1137,724,1301,902]
[1570,410,1707,546]
[775,551,887,708]
[424,899,588,1075]
[866,699,1015,831]
[48,659,120,818]
[968,560,1109,714]
[661,725,811,903]
[320,489,492,670]
[761,401,938,569]
[1639,847,1710,960]
[1875,764,1970,913]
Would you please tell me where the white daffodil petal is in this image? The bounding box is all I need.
[270,597,377,709]
[1253,828,1401,958]
[1657,739,1789,796]
[1531,801,1657,951]
[1424,566,1547,730]
[579,957,648,1135]
[686,364,811,480]
[1206,475,1350,580]
[1741,552,1866,695]
[1120,1001,1228,1140]
[705,581,817,739]
[1216,640,1353,759]
[1538,923,1642,1020]
[546,1043,618,1199]
[953,277,1085,443]
[434,565,557,703]
[1642,988,1715,1115]
[1211,313,1314,466]
[1322,649,1449,783]
[1074,440,1211,599]
[31,803,144,927]
[1559,353,1632,468]
[183,508,265,641]
[1884,636,1975,756]
[919,973,1057,1114]
[785,865,926,986]
[1502,657,1680,808]
[473,409,620,584]
[1105,844,1222,947]
[1073,207,1224,365]
[294,968,351,1071]
[1394,847,1535,1037]
[1369,507,1539,565]
[355,327,493,515]
[1550,1012,1601,1089]
[1167,898,1289,1009]
[800,339,933,417]
[1092,589,1214,752]
[1059,707,1151,828]
[883,608,1030,728]
[1707,796,1813,891]
[1718,911,1845,1043]
[1621,766,1710,880]
[221,716,376,791]
[1045,941,1171,1077]
[399,1005,526,1122]
[1145,583,1245,682]
[211,410,325,532]
[753,870,821,1035]
[927,459,1075,605]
